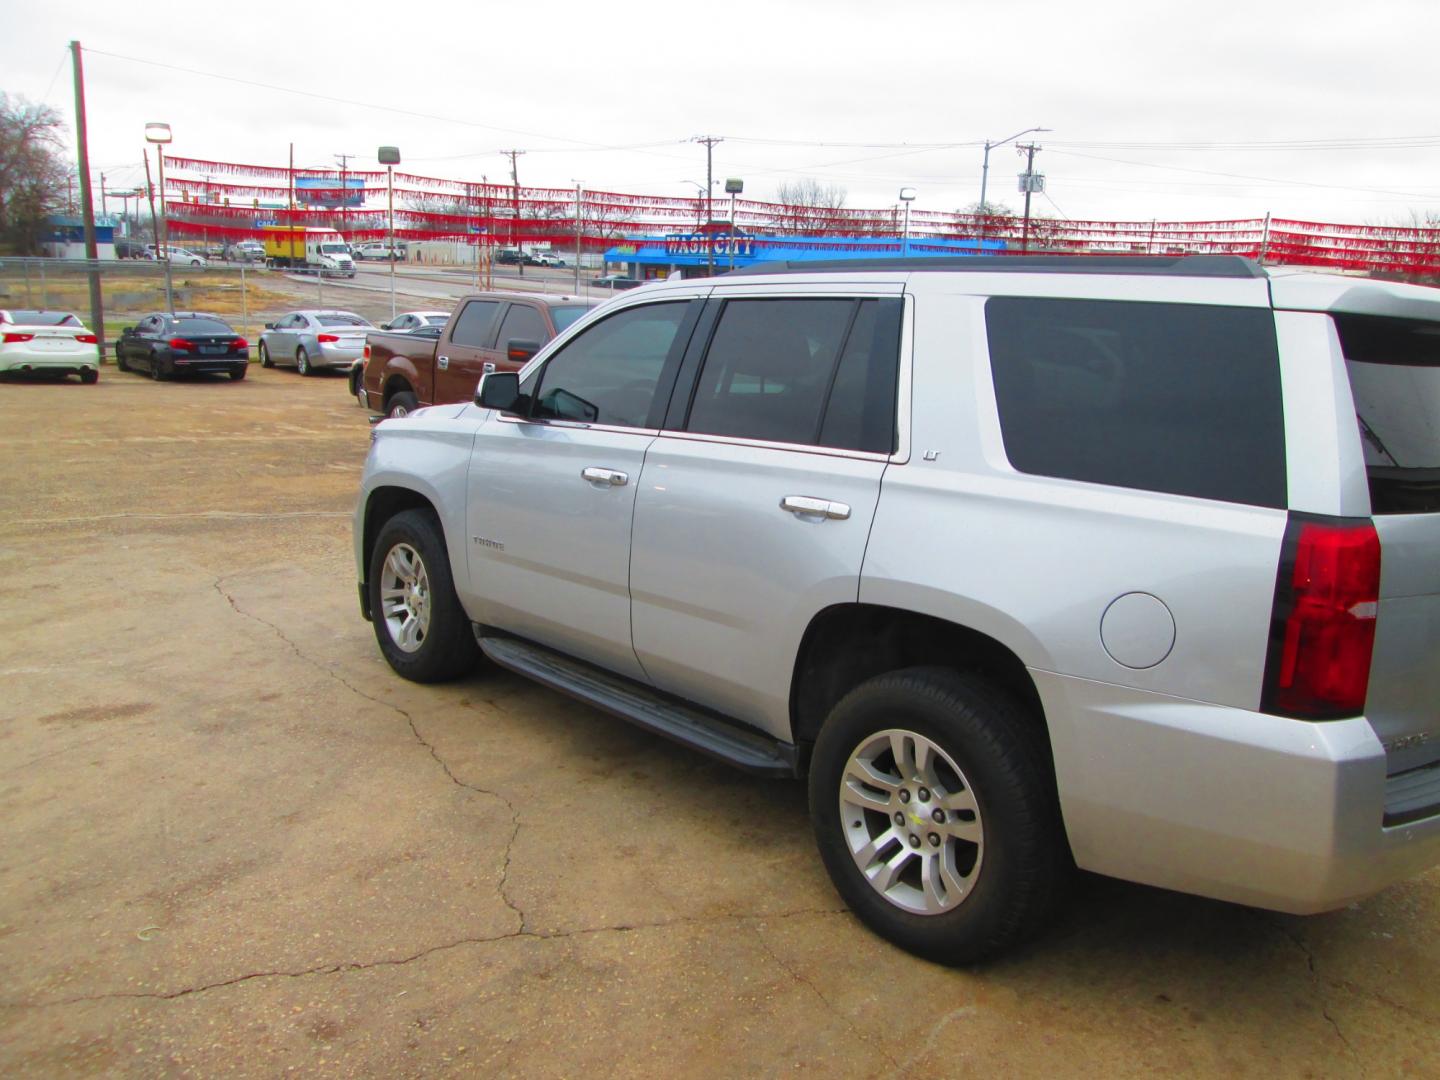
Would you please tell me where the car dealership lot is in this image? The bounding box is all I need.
[1,369,1437,1077]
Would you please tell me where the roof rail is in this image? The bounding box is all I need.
[724,254,1266,279]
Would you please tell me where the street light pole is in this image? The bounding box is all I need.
[379,146,400,321]
[145,122,174,315]
[573,182,582,293]
[978,125,1048,250]
[899,187,916,257]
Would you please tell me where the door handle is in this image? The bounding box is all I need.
[780,495,851,520]
[581,467,628,487]
[437,355,450,371]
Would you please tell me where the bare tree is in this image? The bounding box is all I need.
[0,93,69,254]
[771,178,848,235]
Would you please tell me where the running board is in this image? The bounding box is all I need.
[477,632,799,777]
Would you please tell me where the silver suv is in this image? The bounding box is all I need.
[353,255,1440,962]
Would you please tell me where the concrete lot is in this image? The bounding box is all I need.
[1,365,1437,1077]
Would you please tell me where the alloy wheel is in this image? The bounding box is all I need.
[839,728,984,915]
[379,542,430,653]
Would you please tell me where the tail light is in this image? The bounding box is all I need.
[363,343,371,359]
[1262,516,1381,719]
[75,333,99,344]
[3,332,35,343]
[233,338,248,350]
[168,337,194,351]
[317,333,339,343]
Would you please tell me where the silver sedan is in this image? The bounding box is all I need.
[257,310,374,375]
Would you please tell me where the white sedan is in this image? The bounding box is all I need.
[0,310,101,383]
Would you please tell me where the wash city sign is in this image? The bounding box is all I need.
[664,230,755,258]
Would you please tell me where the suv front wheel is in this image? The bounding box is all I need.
[808,667,1066,964]
[368,509,481,683]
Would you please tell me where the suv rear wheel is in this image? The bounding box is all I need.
[368,509,480,683]
[809,667,1066,964]
[386,390,418,418]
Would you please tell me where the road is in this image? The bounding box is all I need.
[1,366,1437,1076]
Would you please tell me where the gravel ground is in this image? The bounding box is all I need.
[0,365,1437,1077]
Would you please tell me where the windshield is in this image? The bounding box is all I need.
[550,305,592,332]
[173,318,234,335]
[317,315,371,328]
[6,311,82,326]
[320,244,348,254]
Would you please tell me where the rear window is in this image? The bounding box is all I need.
[8,311,82,326]
[173,318,234,334]
[986,297,1286,508]
[317,315,370,328]
[422,314,448,326]
[1334,314,1440,513]
[550,305,591,332]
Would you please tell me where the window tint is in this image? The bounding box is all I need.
[497,304,547,346]
[530,302,689,427]
[450,300,500,347]
[317,314,369,327]
[422,314,449,326]
[550,304,591,332]
[686,299,854,446]
[818,299,903,453]
[173,318,234,334]
[9,311,81,326]
[1334,314,1440,513]
[986,297,1286,508]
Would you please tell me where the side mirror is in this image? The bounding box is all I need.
[506,339,540,365]
[476,371,521,412]
[380,322,391,330]
[263,322,276,330]
[121,326,135,336]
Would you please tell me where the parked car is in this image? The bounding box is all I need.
[223,240,265,262]
[354,255,1440,964]
[258,310,373,375]
[115,312,248,380]
[114,239,147,260]
[590,274,643,290]
[495,248,523,265]
[532,252,567,268]
[379,311,450,333]
[354,241,408,261]
[143,245,208,267]
[0,309,100,383]
[358,292,596,417]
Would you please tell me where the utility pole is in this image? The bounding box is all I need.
[574,183,582,293]
[334,153,354,236]
[1018,142,1040,254]
[693,135,723,273]
[502,149,525,274]
[69,41,105,351]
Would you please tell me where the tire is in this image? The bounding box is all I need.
[259,341,273,368]
[229,366,247,381]
[808,667,1067,965]
[368,508,480,683]
[81,369,98,384]
[296,347,313,376]
[386,390,418,418]
[116,349,129,373]
[149,354,168,381]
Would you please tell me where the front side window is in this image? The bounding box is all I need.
[684,297,901,452]
[450,300,500,348]
[529,301,690,427]
[496,304,546,346]
[986,297,1286,508]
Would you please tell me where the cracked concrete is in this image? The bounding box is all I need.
[2,370,1439,1076]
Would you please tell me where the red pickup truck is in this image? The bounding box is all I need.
[359,292,598,417]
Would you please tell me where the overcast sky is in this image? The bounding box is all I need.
[6,0,1440,225]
